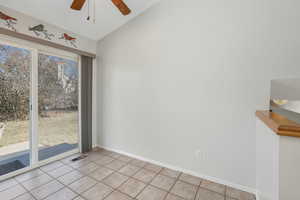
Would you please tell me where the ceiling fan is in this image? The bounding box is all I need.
[70,0,131,16]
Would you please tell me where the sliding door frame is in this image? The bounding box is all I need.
[37,49,82,157]
[0,36,81,181]
[30,48,39,166]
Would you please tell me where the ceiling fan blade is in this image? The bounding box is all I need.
[111,0,131,15]
[71,0,86,10]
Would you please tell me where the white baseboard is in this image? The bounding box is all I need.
[97,144,258,197]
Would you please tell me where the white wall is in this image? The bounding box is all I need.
[96,0,300,190]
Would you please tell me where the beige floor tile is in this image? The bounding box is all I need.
[68,159,91,169]
[93,156,115,166]
[60,154,81,163]
[88,150,103,155]
[165,194,185,200]
[21,174,53,190]
[179,173,202,186]
[0,184,26,200]
[226,187,255,200]
[106,160,127,171]
[60,154,81,165]
[170,181,198,200]
[136,185,167,200]
[81,182,113,200]
[40,161,64,172]
[196,188,225,200]
[73,196,85,200]
[118,178,146,198]
[133,169,157,183]
[88,167,114,181]
[68,176,97,194]
[129,159,147,168]
[105,191,133,200]
[77,162,99,174]
[160,168,181,179]
[144,163,163,173]
[102,172,129,188]
[150,174,176,191]
[30,180,64,200]
[47,165,73,178]
[0,178,19,192]
[85,154,105,162]
[14,192,35,200]
[118,164,141,176]
[57,170,84,185]
[200,180,225,195]
[44,187,77,200]
[99,150,113,156]
[109,152,122,159]
[1,152,257,200]
[118,155,133,163]
[15,169,44,183]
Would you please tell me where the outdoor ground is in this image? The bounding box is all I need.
[0,111,78,149]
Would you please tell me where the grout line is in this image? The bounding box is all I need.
[194,178,203,200]
[60,154,136,199]
[4,150,253,200]
[34,181,66,200]
[123,163,164,199]
[162,170,182,200]
[66,176,97,196]
[193,184,201,200]
[86,150,229,200]
[11,182,38,200]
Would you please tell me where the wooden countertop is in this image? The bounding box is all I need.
[256,110,300,138]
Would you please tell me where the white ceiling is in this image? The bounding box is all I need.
[0,0,159,40]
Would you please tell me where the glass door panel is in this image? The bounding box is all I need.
[38,53,79,161]
[0,43,31,175]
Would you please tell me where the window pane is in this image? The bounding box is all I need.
[38,53,79,161]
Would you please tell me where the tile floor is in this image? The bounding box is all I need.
[0,149,256,200]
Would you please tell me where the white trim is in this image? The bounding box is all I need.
[0,38,35,52]
[97,145,257,195]
[38,50,78,62]
[0,149,78,182]
[31,48,39,165]
[256,191,261,200]
[78,56,82,153]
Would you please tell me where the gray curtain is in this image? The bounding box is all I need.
[81,56,93,153]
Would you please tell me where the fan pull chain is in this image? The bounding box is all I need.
[87,0,90,21]
[93,0,96,23]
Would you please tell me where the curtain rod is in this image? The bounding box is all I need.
[0,28,96,58]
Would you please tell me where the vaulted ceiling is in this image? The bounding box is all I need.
[0,0,159,40]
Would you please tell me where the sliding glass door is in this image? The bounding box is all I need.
[0,43,32,175]
[0,39,80,177]
[38,53,79,161]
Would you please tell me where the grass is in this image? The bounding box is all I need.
[0,111,78,148]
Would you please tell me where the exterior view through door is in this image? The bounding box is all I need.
[0,39,80,176]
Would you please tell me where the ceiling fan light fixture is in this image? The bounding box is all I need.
[70,0,131,18]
